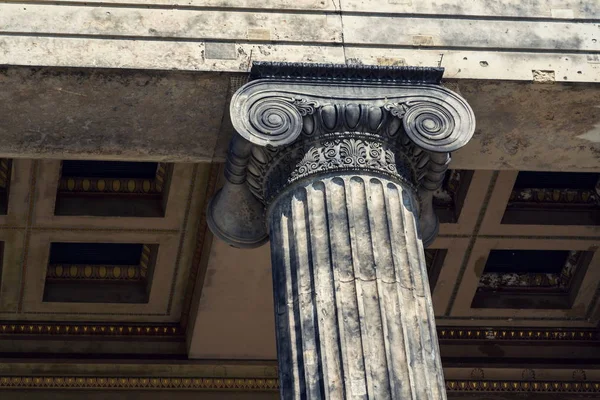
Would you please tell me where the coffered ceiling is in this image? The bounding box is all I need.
[190,169,600,360]
[0,157,596,398]
[0,156,597,356]
[0,159,218,355]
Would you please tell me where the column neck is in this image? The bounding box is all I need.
[247,129,423,209]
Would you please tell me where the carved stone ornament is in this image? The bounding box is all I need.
[207,63,477,400]
[231,80,475,152]
[210,72,475,247]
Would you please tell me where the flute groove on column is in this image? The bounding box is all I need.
[269,174,446,400]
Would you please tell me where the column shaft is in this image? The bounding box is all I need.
[268,174,445,400]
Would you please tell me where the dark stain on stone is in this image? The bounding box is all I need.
[345,58,364,66]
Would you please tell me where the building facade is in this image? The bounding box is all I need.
[0,0,599,398]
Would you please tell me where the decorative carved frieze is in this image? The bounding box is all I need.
[46,245,152,282]
[58,162,168,194]
[477,250,583,292]
[437,328,597,341]
[445,380,600,394]
[0,323,181,336]
[248,62,445,84]
[0,375,598,395]
[0,374,599,394]
[246,132,423,205]
[509,188,599,205]
[46,264,144,281]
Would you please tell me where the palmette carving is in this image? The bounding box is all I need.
[247,134,423,204]
[290,97,320,116]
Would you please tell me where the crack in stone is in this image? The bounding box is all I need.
[330,276,425,295]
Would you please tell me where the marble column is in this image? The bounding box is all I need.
[207,63,476,399]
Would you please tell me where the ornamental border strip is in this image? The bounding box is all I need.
[0,377,279,391]
[248,62,444,84]
[0,324,596,342]
[0,323,182,337]
[0,377,599,393]
[437,328,598,341]
[445,380,600,393]
[58,162,169,194]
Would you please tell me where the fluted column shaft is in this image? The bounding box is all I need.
[268,173,445,400]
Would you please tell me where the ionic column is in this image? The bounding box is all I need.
[207,62,476,399]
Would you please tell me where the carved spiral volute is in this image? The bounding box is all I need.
[236,96,304,147]
[404,103,455,149]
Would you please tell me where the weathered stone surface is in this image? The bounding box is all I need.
[345,16,599,51]
[341,0,599,18]
[451,80,600,172]
[1,0,598,82]
[0,65,598,171]
[0,4,343,43]
[0,67,229,161]
[269,174,445,398]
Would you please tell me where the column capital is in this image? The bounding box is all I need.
[208,62,476,248]
[230,73,475,153]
